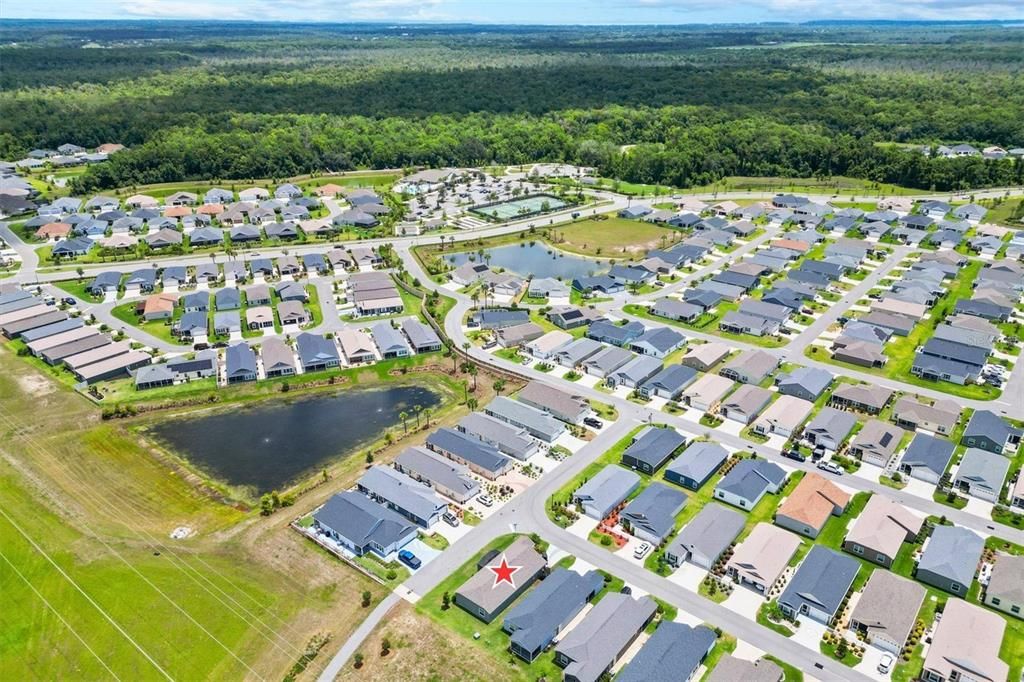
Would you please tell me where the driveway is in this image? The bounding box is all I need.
[790,617,829,651]
[853,641,894,681]
[667,562,707,591]
[722,585,765,620]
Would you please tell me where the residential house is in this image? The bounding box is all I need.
[455,537,546,624]
[680,342,731,372]
[142,293,177,321]
[664,503,744,569]
[803,406,857,453]
[962,410,1022,455]
[483,396,565,443]
[215,287,241,311]
[401,319,442,353]
[954,448,1010,502]
[849,571,926,654]
[554,594,656,682]
[664,441,728,491]
[719,350,778,385]
[370,323,412,359]
[457,412,539,461]
[916,525,983,596]
[573,465,641,520]
[720,385,772,425]
[752,395,813,439]
[503,568,604,663]
[516,381,589,425]
[714,459,787,510]
[843,494,923,567]
[617,622,716,682]
[921,599,1008,682]
[620,482,688,544]
[605,355,662,390]
[620,426,686,475]
[775,367,833,402]
[336,329,376,365]
[357,465,447,528]
[892,397,960,435]
[260,338,296,378]
[849,420,906,468]
[313,491,417,558]
[984,555,1024,620]
[829,384,893,415]
[778,546,860,625]
[582,345,633,378]
[898,433,955,484]
[426,428,512,480]
[277,301,308,327]
[638,364,698,400]
[245,306,274,330]
[629,326,686,359]
[682,374,735,412]
[706,655,783,682]
[774,473,850,539]
[393,446,480,504]
[296,333,340,371]
[224,343,256,383]
[726,523,801,593]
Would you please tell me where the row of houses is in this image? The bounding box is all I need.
[0,288,152,383]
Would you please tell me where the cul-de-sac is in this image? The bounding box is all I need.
[2,13,1024,682]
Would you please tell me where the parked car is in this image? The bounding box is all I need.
[877,653,894,674]
[633,542,651,560]
[398,550,421,570]
[783,450,807,463]
[62,297,76,306]
[583,416,603,429]
[817,461,844,476]
[442,511,460,527]
[477,494,493,507]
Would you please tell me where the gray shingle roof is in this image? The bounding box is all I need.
[503,568,604,657]
[667,503,744,566]
[919,525,983,588]
[314,491,416,552]
[716,459,786,502]
[556,594,657,682]
[666,441,729,485]
[779,545,860,617]
[618,622,716,682]
[620,482,688,542]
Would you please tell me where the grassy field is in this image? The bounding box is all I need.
[548,217,678,257]
[110,300,187,346]
[624,303,789,349]
[0,345,387,680]
[686,175,933,197]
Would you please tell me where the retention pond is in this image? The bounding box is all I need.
[148,385,440,493]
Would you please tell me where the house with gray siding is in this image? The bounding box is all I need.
[554,594,656,682]
[664,441,728,490]
[664,503,744,569]
[916,525,983,597]
[573,465,641,520]
[483,396,565,442]
[779,546,860,625]
[356,465,448,528]
[953,448,1010,502]
[312,491,417,558]
[393,446,480,504]
[620,482,688,544]
[617,622,716,682]
[503,568,604,662]
[620,426,687,474]
[714,459,787,510]
[457,412,539,461]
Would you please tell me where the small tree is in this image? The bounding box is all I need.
[361,590,372,608]
[380,637,391,657]
[365,451,374,464]
[353,653,364,669]
[442,591,450,610]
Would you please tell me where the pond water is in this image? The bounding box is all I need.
[446,242,607,280]
[149,385,440,493]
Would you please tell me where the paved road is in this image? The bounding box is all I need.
[315,593,401,682]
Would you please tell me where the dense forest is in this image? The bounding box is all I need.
[1,20,1022,192]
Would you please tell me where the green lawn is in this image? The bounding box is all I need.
[416,534,563,682]
[551,217,677,258]
[110,301,188,346]
[623,303,788,349]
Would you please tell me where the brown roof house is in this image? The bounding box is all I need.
[843,494,922,568]
[774,472,850,539]
[454,537,546,624]
[726,523,801,594]
[922,599,1008,682]
[849,571,926,655]
[142,293,177,321]
[848,419,906,468]
[892,396,960,435]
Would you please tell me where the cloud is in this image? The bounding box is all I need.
[117,0,451,21]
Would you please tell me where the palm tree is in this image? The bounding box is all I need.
[468,364,478,392]
[493,378,506,395]
[399,411,408,434]
[413,404,422,428]
[422,407,431,428]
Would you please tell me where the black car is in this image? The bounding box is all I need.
[583,417,603,428]
[783,450,807,462]
[62,297,77,305]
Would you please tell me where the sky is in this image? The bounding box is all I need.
[5,0,1017,25]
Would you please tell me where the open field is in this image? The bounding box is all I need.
[550,217,678,257]
[0,345,387,681]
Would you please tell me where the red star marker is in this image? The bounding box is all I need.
[488,554,522,588]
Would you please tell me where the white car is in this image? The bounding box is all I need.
[817,461,844,476]
[633,542,651,560]
[477,494,493,507]
[877,653,894,674]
